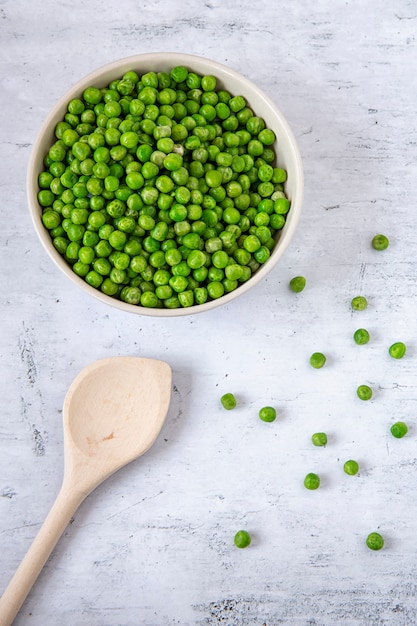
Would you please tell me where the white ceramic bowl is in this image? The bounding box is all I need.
[27,52,303,316]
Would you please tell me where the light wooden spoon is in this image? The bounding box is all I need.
[0,356,172,626]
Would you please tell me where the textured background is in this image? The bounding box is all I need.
[1,0,417,624]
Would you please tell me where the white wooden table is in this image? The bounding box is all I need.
[1,1,416,624]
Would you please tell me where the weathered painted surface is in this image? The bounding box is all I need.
[1,1,416,624]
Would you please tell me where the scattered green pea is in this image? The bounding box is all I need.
[353,328,370,345]
[366,532,384,551]
[310,352,326,369]
[311,432,327,447]
[390,421,408,438]
[351,296,368,311]
[343,460,359,475]
[372,234,389,250]
[221,393,237,410]
[234,530,251,548]
[289,276,306,293]
[304,473,320,490]
[357,385,373,401]
[259,406,277,422]
[388,342,406,359]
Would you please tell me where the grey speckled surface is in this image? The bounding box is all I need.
[1,0,417,624]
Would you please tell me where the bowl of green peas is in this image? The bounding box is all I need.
[28,52,303,316]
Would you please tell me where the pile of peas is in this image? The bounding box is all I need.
[37,66,291,309]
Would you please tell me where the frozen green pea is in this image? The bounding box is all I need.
[343,460,359,475]
[310,352,326,369]
[354,328,370,345]
[372,234,389,250]
[221,393,237,410]
[289,276,306,293]
[366,532,384,551]
[304,473,320,490]
[259,406,276,422]
[234,530,251,548]
[311,432,327,447]
[389,342,406,359]
[390,421,408,438]
[351,296,368,311]
[357,385,372,401]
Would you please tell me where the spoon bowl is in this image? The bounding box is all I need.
[0,356,172,626]
[63,357,172,494]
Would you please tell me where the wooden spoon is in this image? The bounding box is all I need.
[0,356,172,626]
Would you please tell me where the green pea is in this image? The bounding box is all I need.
[194,287,208,304]
[212,250,229,269]
[357,385,372,401]
[234,530,251,549]
[130,255,147,274]
[343,460,359,475]
[259,406,276,422]
[170,65,188,83]
[93,257,111,275]
[165,248,182,266]
[289,276,306,293]
[178,290,194,307]
[42,210,61,230]
[254,246,270,264]
[351,296,368,311]
[83,231,99,247]
[95,239,112,257]
[187,249,207,269]
[78,246,95,264]
[225,264,244,281]
[67,224,85,242]
[72,261,90,277]
[243,234,261,253]
[372,234,389,250]
[182,232,201,250]
[83,86,102,105]
[272,168,287,184]
[172,261,191,277]
[310,352,326,369]
[38,171,54,189]
[101,278,119,296]
[269,214,285,230]
[311,432,327,447]
[304,473,320,490]
[258,129,276,145]
[354,328,370,345]
[223,278,238,293]
[53,236,69,255]
[169,275,188,293]
[65,241,80,261]
[221,393,236,410]
[390,421,408,438]
[68,98,85,115]
[366,532,384,551]
[389,342,406,359]
[120,131,139,150]
[38,190,55,207]
[274,198,291,215]
[72,141,91,161]
[108,230,127,250]
[207,281,224,299]
[140,291,160,308]
[117,285,139,304]
[85,270,103,288]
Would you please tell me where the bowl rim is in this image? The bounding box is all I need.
[27,52,304,317]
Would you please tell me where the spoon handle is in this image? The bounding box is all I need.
[0,483,85,626]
